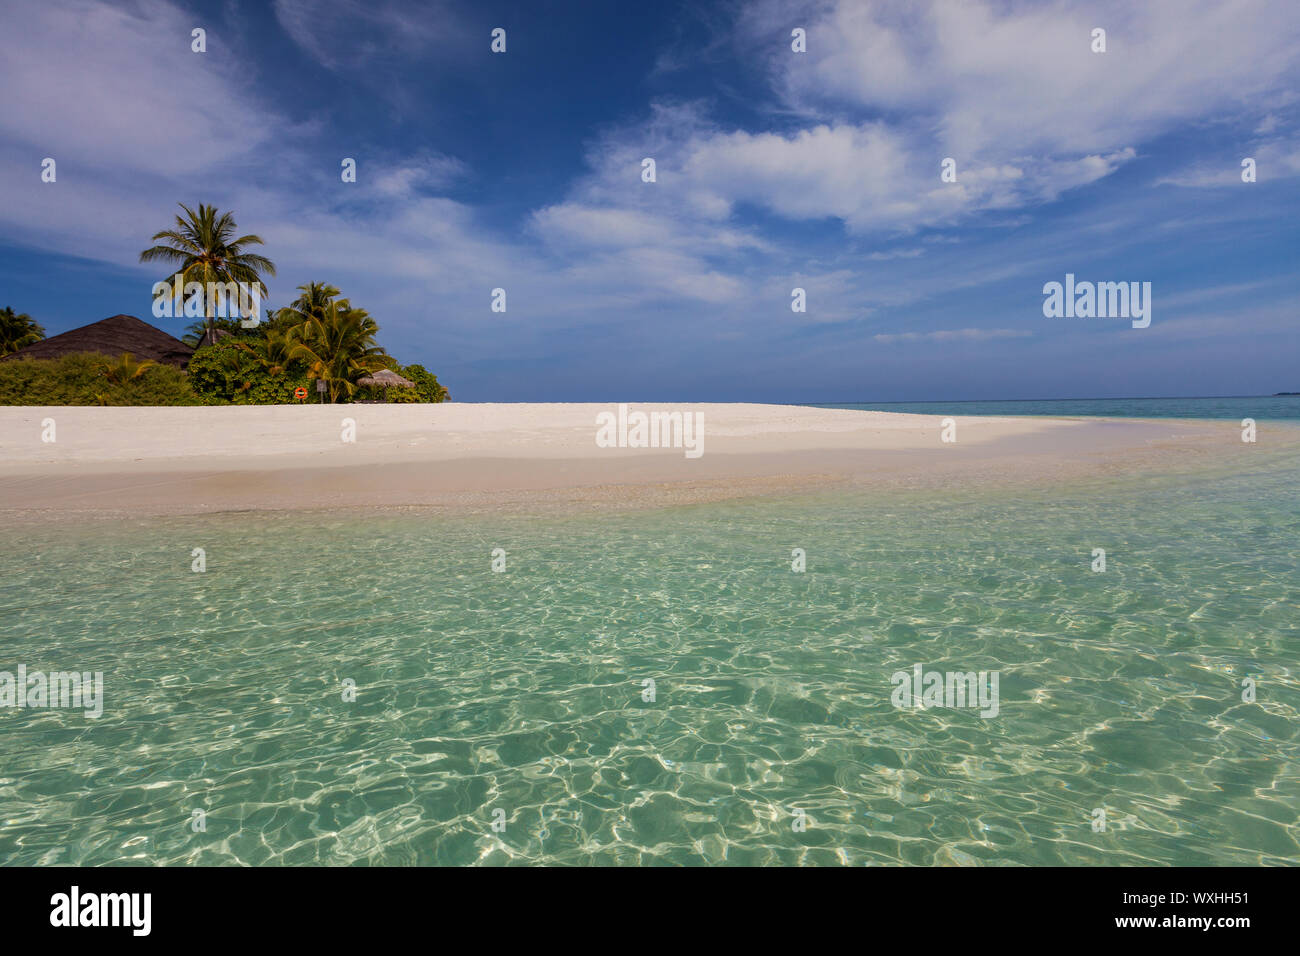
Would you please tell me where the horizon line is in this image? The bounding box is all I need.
[804,394,1296,405]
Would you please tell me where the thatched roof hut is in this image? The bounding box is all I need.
[2,315,194,368]
[358,368,414,388]
[197,327,232,348]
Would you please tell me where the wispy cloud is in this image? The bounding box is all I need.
[369,154,470,197]
[272,0,469,70]
[1157,137,1300,187]
[0,0,283,177]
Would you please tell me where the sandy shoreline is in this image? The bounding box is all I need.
[0,403,1289,517]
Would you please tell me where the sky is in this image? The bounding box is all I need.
[1,0,1297,402]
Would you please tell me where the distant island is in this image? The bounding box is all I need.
[1276,392,1300,396]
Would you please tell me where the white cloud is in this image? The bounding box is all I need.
[653,0,1300,229]
[369,154,469,198]
[272,0,469,71]
[1157,138,1300,187]
[866,248,925,261]
[531,205,677,250]
[748,0,1300,158]
[0,0,283,177]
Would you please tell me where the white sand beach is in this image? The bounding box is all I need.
[0,403,1281,516]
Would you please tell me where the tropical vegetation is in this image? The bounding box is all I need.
[139,203,275,348]
[280,287,387,403]
[0,352,200,406]
[1,203,449,406]
[1,306,44,356]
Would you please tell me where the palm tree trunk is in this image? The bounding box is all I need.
[205,266,215,347]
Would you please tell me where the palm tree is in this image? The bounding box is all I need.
[236,327,297,377]
[289,301,388,403]
[285,282,341,319]
[269,281,340,336]
[0,306,45,356]
[181,316,252,348]
[139,203,276,346]
[99,353,157,385]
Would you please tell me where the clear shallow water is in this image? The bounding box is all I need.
[1,458,1298,866]
[810,395,1300,421]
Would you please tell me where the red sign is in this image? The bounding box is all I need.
[294,386,308,400]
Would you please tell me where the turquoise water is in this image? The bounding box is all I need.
[1,457,1298,865]
[810,395,1300,421]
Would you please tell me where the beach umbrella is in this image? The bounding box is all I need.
[357,368,414,388]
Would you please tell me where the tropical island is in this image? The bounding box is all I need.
[0,203,448,406]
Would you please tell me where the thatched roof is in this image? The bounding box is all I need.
[2,314,194,368]
[198,327,232,348]
[358,368,414,387]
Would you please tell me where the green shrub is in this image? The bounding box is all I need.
[0,346,449,406]
[351,360,450,403]
[0,353,201,405]
[400,363,450,402]
[185,340,311,404]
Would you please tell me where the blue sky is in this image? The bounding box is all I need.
[2,0,1297,401]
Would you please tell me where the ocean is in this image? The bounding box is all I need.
[810,395,1300,421]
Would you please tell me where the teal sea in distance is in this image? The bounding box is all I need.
[809,395,1300,420]
[0,429,1297,866]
